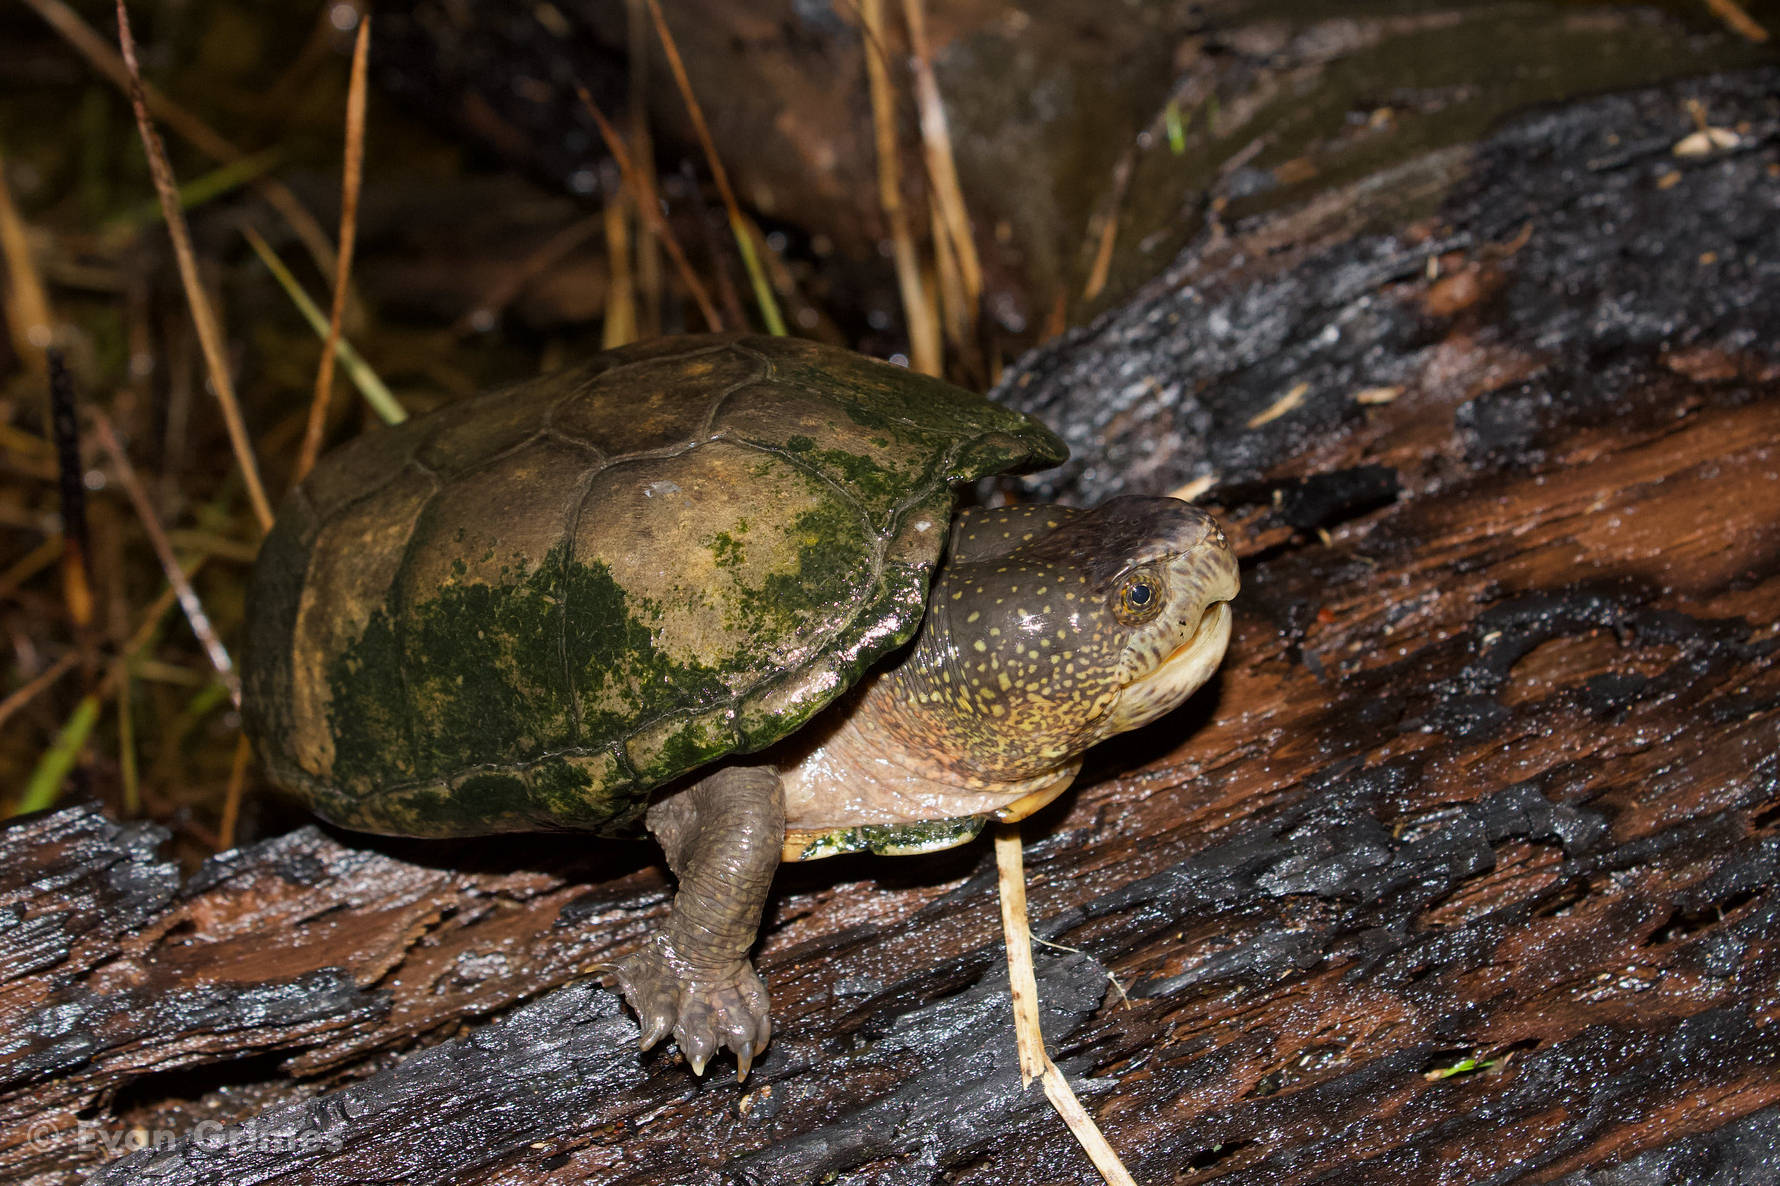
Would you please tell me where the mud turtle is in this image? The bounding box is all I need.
[244,333,1238,1078]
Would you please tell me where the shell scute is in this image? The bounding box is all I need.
[547,344,754,456]
[392,437,588,783]
[565,441,876,754]
[415,374,573,478]
[245,335,1065,837]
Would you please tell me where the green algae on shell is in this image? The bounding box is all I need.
[243,335,1065,838]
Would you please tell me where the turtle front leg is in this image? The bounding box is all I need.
[614,765,783,1079]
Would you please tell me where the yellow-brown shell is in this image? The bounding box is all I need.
[242,335,1065,837]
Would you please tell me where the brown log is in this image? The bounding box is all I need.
[372,0,1779,332]
[4,66,1779,1186]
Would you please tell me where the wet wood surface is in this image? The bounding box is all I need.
[4,64,1780,1186]
[375,0,1778,338]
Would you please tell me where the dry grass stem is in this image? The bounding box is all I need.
[995,825,1138,1186]
[900,0,981,321]
[1082,211,1120,304]
[683,161,749,330]
[929,203,970,349]
[219,732,253,849]
[993,823,1048,1084]
[1031,935,1133,1009]
[643,0,786,335]
[1035,1057,1140,1186]
[0,422,56,466]
[861,0,941,374]
[1704,0,1770,41]
[1081,90,1182,305]
[116,0,274,531]
[1168,474,1217,502]
[116,670,139,814]
[243,227,404,425]
[0,651,81,734]
[1247,380,1310,428]
[92,413,240,706]
[47,353,95,634]
[0,537,63,601]
[602,192,637,348]
[1080,146,1143,304]
[627,0,664,338]
[295,15,372,486]
[575,86,723,332]
[456,214,606,337]
[0,142,55,371]
[23,0,338,277]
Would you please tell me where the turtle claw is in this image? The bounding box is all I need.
[681,1021,718,1077]
[637,1011,672,1051]
[613,937,772,1080]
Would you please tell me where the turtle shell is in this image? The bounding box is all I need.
[243,335,1065,837]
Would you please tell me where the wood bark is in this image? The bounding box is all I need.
[373,0,1778,334]
[4,65,1779,1186]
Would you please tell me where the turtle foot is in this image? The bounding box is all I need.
[613,935,771,1080]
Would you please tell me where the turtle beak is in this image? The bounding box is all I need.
[1101,518,1239,736]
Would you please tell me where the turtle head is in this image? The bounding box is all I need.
[912,496,1239,780]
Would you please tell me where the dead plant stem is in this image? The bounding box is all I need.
[296,15,371,486]
[116,0,274,531]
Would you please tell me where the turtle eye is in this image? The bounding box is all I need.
[1114,571,1165,624]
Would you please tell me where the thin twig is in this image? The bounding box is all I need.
[1704,0,1769,41]
[0,140,54,371]
[116,667,139,814]
[296,14,372,486]
[22,0,339,277]
[643,0,786,335]
[574,86,723,332]
[0,651,81,734]
[860,0,940,374]
[0,536,62,601]
[219,732,252,849]
[47,352,93,632]
[995,824,1138,1186]
[116,0,274,531]
[454,213,606,337]
[683,159,748,331]
[1081,147,1138,304]
[92,413,240,706]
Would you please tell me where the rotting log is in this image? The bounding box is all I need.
[4,67,1780,1185]
[373,0,1778,336]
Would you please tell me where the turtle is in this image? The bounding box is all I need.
[243,333,1239,1079]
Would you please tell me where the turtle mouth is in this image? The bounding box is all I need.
[1100,599,1235,736]
[1160,599,1233,671]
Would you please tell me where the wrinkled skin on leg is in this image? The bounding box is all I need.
[612,765,783,1080]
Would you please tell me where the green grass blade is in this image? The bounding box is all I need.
[16,694,100,816]
[243,227,408,425]
[728,212,786,336]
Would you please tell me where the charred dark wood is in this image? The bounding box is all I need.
[373,0,1777,337]
[4,66,1780,1186]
